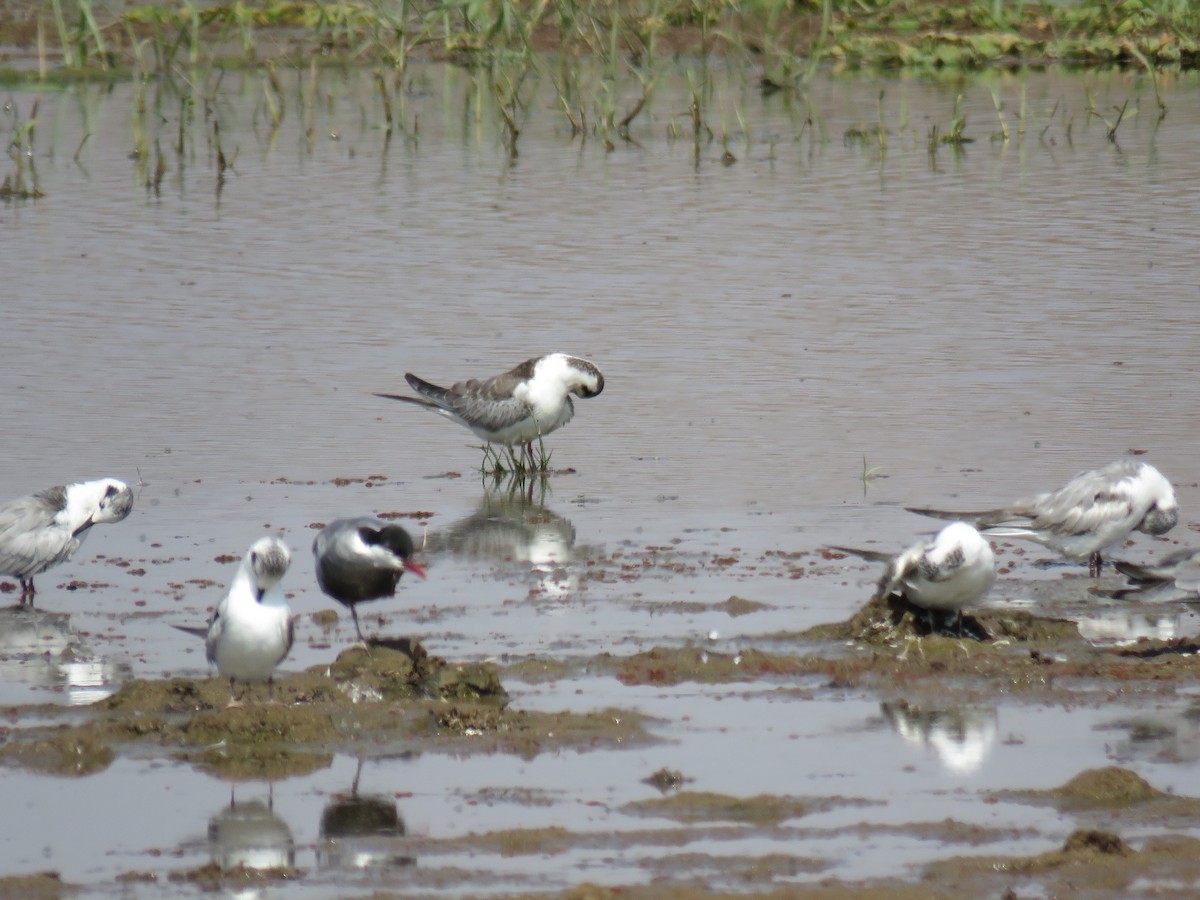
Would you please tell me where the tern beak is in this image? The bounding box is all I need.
[73,516,95,538]
[405,560,428,580]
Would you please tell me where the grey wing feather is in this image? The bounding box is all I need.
[378,373,536,433]
[905,507,998,527]
[204,605,224,665]
[1114,548,1200,595]
[452,392,548,433]
[0,492,75,578]
[828,545,908,600]
[826,545,894,564]
[281,616,295,663]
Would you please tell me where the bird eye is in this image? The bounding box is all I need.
[251,552,258,564]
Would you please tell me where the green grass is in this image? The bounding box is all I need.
[1,100,45,201]
[7,0,1193,82]
[479,438,554,484]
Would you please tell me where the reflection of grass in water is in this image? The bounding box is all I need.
[1,100,45,201]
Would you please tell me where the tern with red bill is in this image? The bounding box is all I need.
[313,518,427,643]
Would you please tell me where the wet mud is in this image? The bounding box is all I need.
[7,582,1200,894]
[0,640,651,779]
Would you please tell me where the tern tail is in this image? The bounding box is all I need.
[1111,559,1159,584]
[905,507,1000,527]
[171,623,209,639]
[825,545,892,564]
[404,373,454,407]
[373,392,441,410]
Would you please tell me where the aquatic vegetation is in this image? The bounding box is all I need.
[0,0,1193,82]
[0,101,44,201]
[479,435,553,481]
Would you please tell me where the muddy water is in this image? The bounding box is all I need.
[3,62,1200,894]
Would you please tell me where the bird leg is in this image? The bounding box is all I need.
[1089,552,1103,577]
[349,606,373,654]
[223,677,244,710]
[19,578,35,607]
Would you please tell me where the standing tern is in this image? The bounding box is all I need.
[178,536,294,706]
[829,521,997,628]
[906,459,1178,576]
[313,518,427,643]
[0,478,134,605]
[375,353,604,467]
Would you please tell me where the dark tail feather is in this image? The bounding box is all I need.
[826,545,892,564]
[171,623,208,639]
[374,391,441,410]
[404,373,453,407]
[1111,559,1161,584]
[905,507,995,526]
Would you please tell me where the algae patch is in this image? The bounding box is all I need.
[0,640,650,777]
[327,640,507,704]
[0,871,71,898]
[167,861,301,888]
[600,646,804,686]
[0,724,114,776]
[623,791,809,825]
[1002,766,1173,811]
[800,592,1079,645]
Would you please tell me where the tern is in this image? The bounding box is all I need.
[829,521,997,627]
[178,536,294,706]
[375,353,604,467]
[907,459,1178,576]
[313,518,427,643]
[1110,548,1200,603]
[0,478,134,605]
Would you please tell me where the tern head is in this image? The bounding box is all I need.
[555,354,604,399]
[93,479,135,524]
[1135,464,1179,537]
[366,524,427,579]
[70,478,135,536]
[247,536,292,600]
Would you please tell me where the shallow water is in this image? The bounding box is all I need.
[4,60,1200,893]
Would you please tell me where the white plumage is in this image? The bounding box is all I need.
[0,478,134,605]
[831,521,997,615]
[907,459,1178,575]
[202,536,294,704]
[375,353,604,463]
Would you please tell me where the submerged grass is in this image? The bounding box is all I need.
[1,100,45,201]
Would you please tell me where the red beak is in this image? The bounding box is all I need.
[405,560,427,580]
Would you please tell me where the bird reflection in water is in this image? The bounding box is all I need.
[430,483,595,601]
[319,758,415,871]
[207,785,295,873]
[880,699,999,776]
[0,606,130,705]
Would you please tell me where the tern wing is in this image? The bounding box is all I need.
[0,491,74,578]
[379,372,539,434]
[203,601,227,666]
[828,544,911,600]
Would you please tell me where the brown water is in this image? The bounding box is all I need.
[3,62,1200,894]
